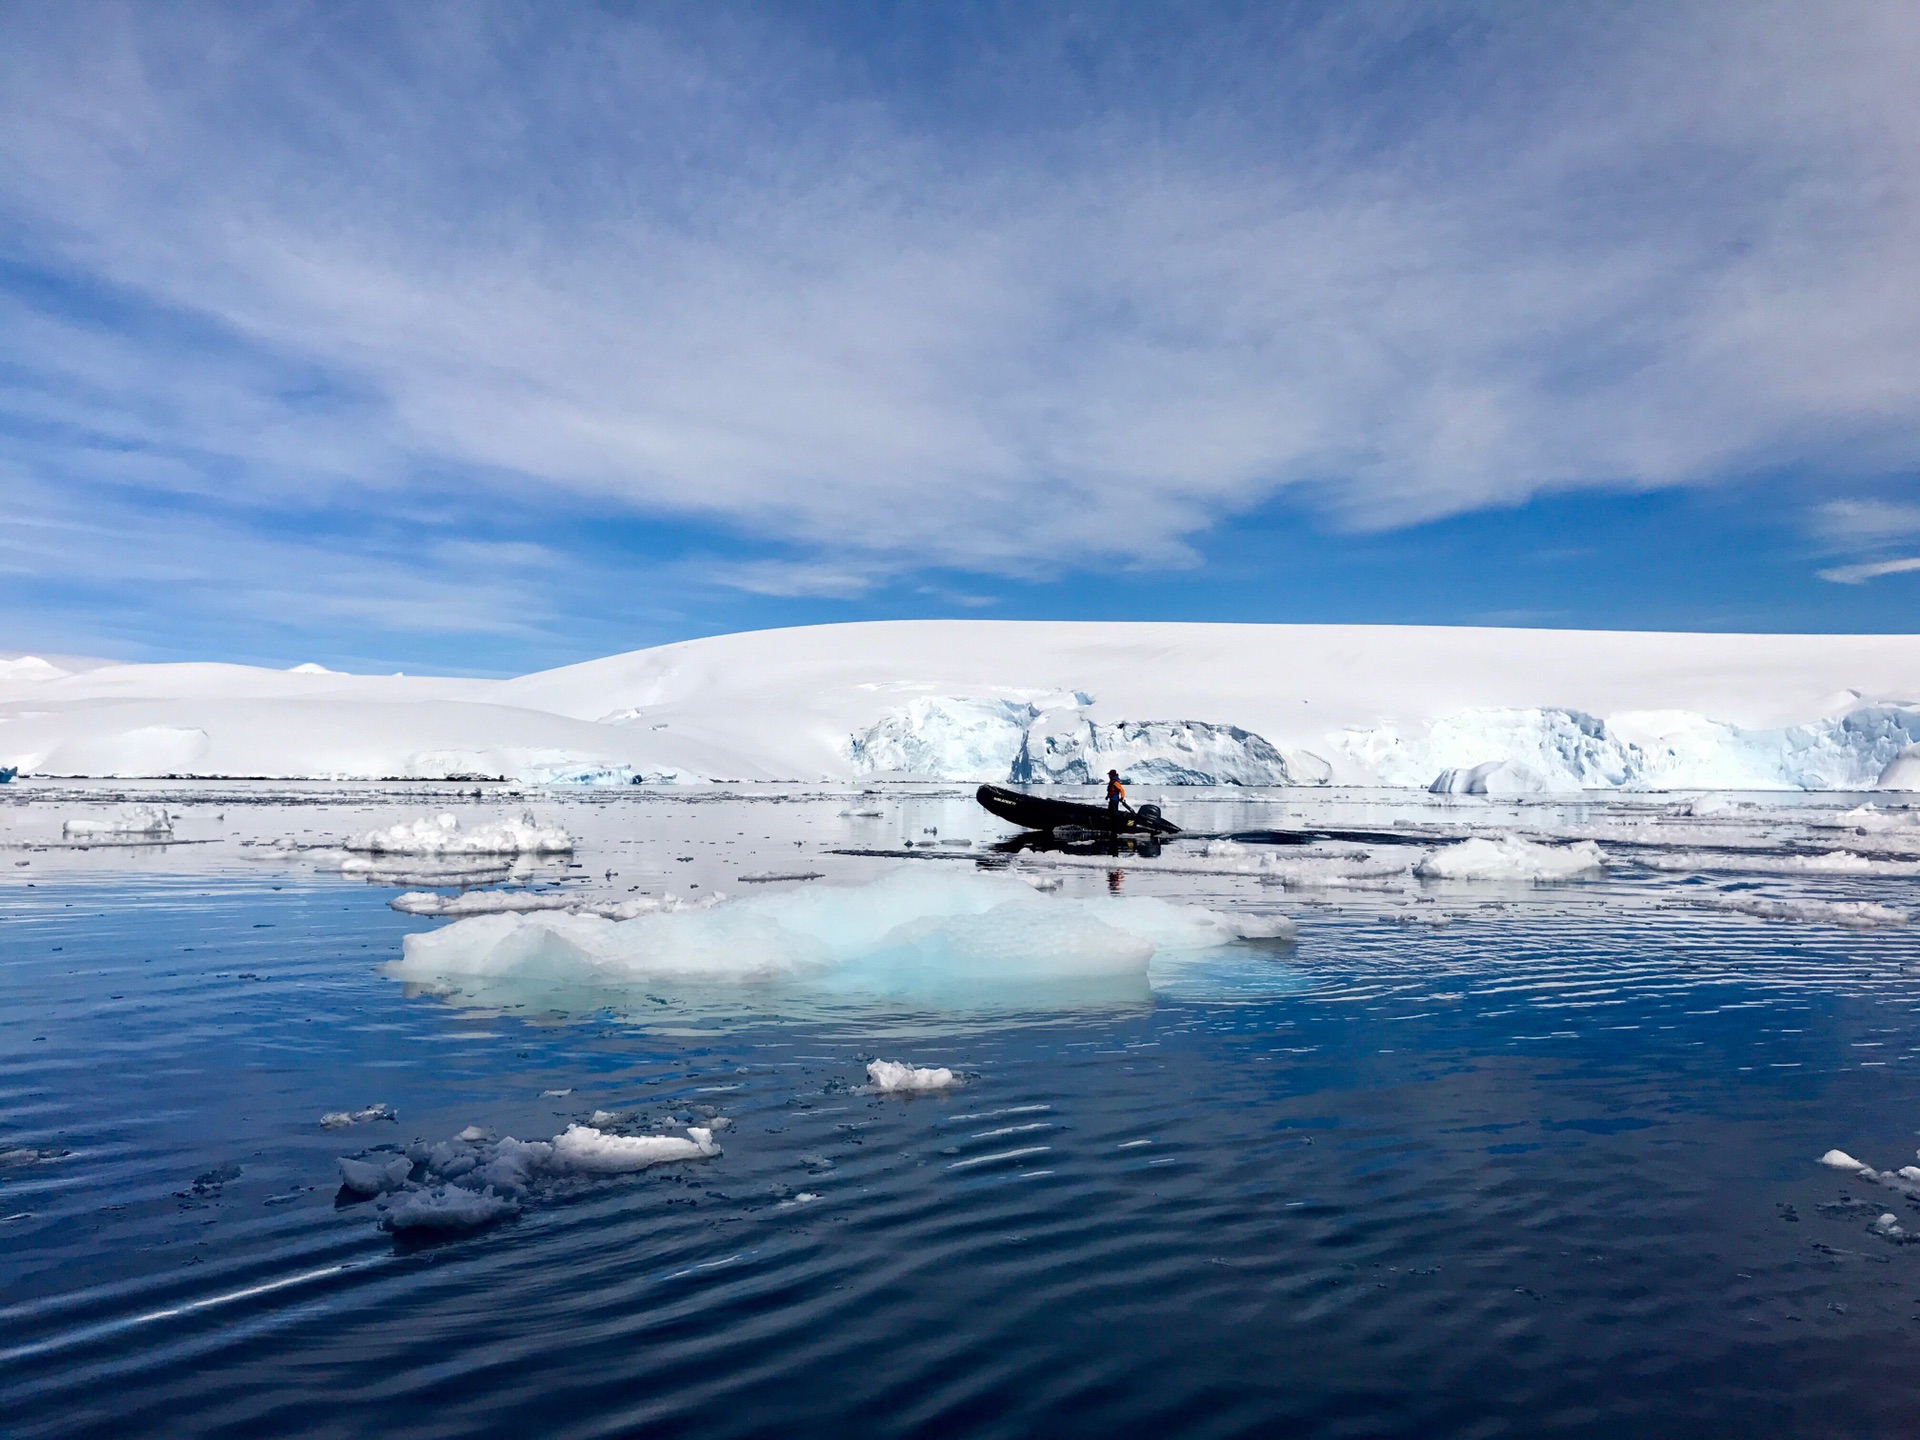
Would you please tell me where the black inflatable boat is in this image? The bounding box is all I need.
[975,784,1182,836]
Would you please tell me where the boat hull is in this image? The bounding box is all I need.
[975,784,1181,836]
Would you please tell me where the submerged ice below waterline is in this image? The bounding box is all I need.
[387,867,1296,1008]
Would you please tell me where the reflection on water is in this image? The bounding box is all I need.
[3,787,1920,1437]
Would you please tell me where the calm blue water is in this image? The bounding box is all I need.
[5,805,1920,1437]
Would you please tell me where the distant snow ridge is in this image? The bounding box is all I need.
[845,695,1324,785]
[345,811,572,855]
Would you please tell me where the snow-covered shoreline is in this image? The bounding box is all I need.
[3,621,1916,791]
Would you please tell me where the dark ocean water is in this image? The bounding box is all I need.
[5,852,1920,1438]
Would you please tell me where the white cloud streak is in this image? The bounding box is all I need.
[1,1,1918,594]
[1817,556,1920,586]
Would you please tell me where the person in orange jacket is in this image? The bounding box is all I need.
[1105,769,1131,817]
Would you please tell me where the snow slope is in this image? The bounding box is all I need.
[3,622,1917,788]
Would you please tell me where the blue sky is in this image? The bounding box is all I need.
[2,1,1917,675]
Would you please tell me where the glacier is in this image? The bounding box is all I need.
[5,622,1918,790]
[1350,704,1920,794]
[845,695,1323,786]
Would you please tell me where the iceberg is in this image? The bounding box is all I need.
[1428,760,1547,795]
[387,868,1289,999]
[1881,745,1920,791]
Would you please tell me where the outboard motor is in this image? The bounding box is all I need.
[1136,803,1163,827]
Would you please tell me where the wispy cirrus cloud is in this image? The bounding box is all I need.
[1817,556,1920,586]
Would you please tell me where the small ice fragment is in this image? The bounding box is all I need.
[338,1153,413,1195]
[320,1103,393,1129]
[1022,874,1064,892]
[1899,1166,1920,1183]
[702,1116,733,1131]
[380,1185,518,1232]
[868,1060,959,1093]
[1876,1213,1902,1231]
[457,1125,490,1143]
[547,1124,720,1173]
[588,1109,621,1128]
[798,1153,834,1169]
[1228,914,1297,940]
[1820,1149,1869,1172]
[542,1088,572,1098]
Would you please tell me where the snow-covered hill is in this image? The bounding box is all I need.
[2,622,1918,790]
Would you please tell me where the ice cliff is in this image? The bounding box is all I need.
[845,696,1324,786]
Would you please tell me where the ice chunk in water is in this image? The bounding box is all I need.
[320,1103,394,1129]
[380,1185,518,1232]
[426,1140,479,1178]
[63,805,172,838]
[1820,1149,1869,1172]
[1415,835,1606,881]
[470,1138,554,1193]
[337,1153,413,1195]
[1686,895,1908,929]
[547,1124,720,1173]
[346,811,571,856]
[868,1060,958,1093]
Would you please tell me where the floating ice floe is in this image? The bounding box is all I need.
[345,812,572,856]
[390,890,718,918]
[1819,1149,1920,1188]
[62,804,172,838]
[1639,850,1920,876]
[1686,895,1909,929]
[1811,803,1920,834]
[391,890,578,917]
[868,1060,958,1093]
[1414,835,1606,881]
[387,868,1293,998]
[320,1103,395,1129]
